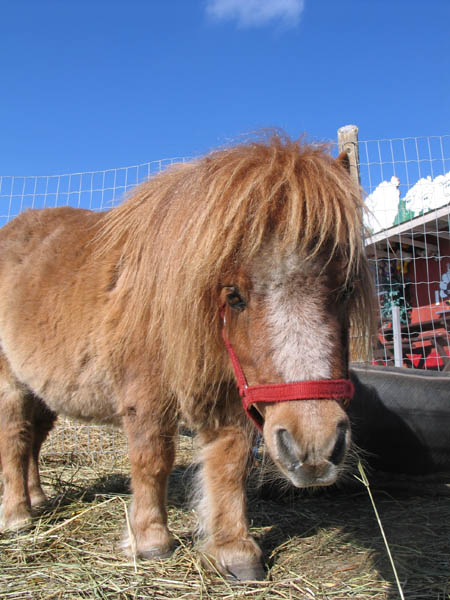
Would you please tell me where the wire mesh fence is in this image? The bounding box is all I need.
[1,133,449,455]
[0,157,187,228]
[360,135,450,370]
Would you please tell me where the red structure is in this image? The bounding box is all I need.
[366,205,450,370]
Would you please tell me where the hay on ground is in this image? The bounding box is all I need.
[1,421,450,599]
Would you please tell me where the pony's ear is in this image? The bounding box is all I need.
[336,151,350,174]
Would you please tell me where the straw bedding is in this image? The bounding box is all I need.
[1,421,449,599]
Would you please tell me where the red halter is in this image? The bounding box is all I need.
[220,308,354,431]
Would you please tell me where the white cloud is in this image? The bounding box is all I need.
[205,0,305,28]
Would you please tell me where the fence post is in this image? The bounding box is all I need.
[391,306,403,367]
[337,124,360,186]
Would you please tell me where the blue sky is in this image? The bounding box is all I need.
[1,0,449,176]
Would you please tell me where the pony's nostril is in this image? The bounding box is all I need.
[329,420,349,466]
[275,428,302,468]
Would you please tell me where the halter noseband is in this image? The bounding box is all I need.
[220,308,354,431]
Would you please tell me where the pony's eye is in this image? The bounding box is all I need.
[345,283,355,298]
[335,283,354,302]
[226,289,246,311]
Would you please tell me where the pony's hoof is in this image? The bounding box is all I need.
[0,513,33,534]
[30,491,48,509]
[138,547,173,560]
[226,561,266,581]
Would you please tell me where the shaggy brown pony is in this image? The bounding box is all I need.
[0,134,375,581]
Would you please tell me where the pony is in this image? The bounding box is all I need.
[0,134,375,581]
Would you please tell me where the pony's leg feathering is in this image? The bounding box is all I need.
[194,425,265,581]
[121,400,177,560]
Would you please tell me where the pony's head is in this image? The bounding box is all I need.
[208,136,375,488]
[103,133,375,487]
[219,238,370,487]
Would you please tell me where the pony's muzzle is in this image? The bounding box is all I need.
[272,419,350,488]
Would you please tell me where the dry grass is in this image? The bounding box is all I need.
[1,423,450,599]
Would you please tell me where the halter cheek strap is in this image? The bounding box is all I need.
[220,308,354,431]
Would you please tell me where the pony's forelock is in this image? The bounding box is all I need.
[99,133,375,399]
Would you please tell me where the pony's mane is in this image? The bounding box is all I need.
[99,133,375,398]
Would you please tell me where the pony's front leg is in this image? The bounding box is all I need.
[122,406,176,560]
[195,425,264,581]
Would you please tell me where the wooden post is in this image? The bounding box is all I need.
[337,124,360,186]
